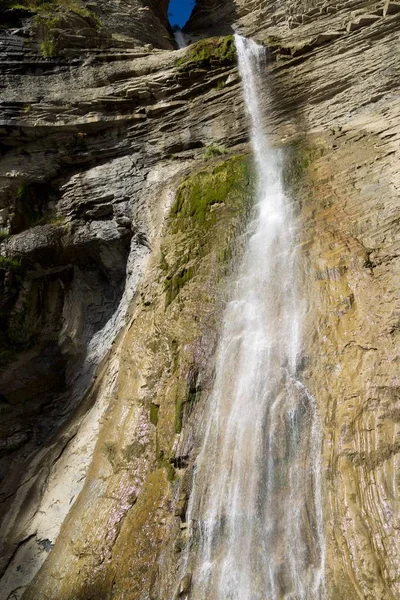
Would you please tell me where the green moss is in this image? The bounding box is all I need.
[150,403,159,426]
[40,38,55,56]
[165,266,194,308]
[0,229,9,241]
[124,441,145,460]
[0,256,21,269]
[1,0,102,56]
[171,155,250,231]
[214,79,226,91]
[159,252,169,273]
[35,213,66,226]
[3,0,98,18]
[161,155,253,309]
[156,450,175,482]
[16,183,29,201]
[35,12,60,55]
[218,244,233,265]
[135,154,256,512]
[202,143,228,160]
[177,35,235,71]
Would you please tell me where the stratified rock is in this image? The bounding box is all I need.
[0,1,399,600]
[383,0,400,16]
[346,14,380,31]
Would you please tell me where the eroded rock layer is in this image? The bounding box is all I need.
[0,0,399,599]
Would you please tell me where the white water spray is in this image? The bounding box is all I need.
[174,29,187,49]
[181,35,325,600]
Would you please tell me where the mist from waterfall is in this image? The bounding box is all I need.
[174,30,187,49]
[182,35,325,600]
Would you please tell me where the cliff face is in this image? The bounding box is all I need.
[0,1,399,599]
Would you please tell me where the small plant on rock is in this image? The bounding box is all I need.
[214,79,226,90]
[40,38,55,57]
[177,35,236,71]
[0,256,21,269]
[202,144,228,160]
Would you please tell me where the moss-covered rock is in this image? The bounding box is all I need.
[171,154,252,232]
[163,155,253,307]
[22,153,255,600]
[111,153,254,597]
[176,35,236,71]
[1,0,103,56]
[1,0,96,18]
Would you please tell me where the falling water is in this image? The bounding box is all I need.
[174,29,187,49]
[181,36,325,600]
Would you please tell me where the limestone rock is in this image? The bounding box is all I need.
[0,1,399,600]
[383,0,400,16]
[179,573,192,595]
[346,14,380,31]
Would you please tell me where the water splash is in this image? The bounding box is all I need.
[174,30,187,49]
[180,35,325,600]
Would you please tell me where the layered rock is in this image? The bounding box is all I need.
[0,21,248,598]
[0,0,399,599]
[0,0,173,56]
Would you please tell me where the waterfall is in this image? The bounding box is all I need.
[174,29,187,49]
[181,36,325,600]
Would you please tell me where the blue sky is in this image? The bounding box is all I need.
[168,0,196,27]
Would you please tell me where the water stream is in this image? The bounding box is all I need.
[182,35,325,600]
[174,30,187,49]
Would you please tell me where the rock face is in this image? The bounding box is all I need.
[0,1,399,599]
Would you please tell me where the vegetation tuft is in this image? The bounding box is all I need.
[0,0,98,18]
[161,155,253,310]
[0,256,21,269]
[40,38,55,57]
[0,0,102,55]
[171,155,249,231]
[202,143,228,160]
[156,449,176,482]
[150,403,159,426]
[176,35,236,71]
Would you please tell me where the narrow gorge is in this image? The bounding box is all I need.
[0,1,399,600]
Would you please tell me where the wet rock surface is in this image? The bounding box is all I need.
[0,0,399,599]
